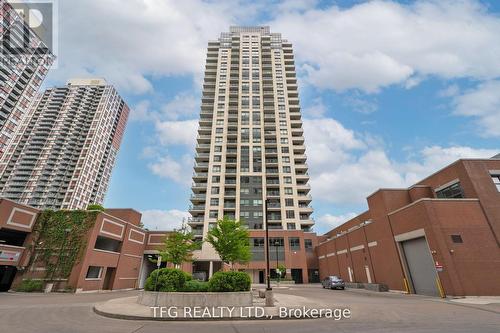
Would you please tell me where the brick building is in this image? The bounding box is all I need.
[316,158,500,296]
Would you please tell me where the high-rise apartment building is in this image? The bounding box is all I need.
[188,27,315,280]
[0,0,54,158]
[0,78,129,210]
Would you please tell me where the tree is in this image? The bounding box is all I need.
[86,204,105,211]
[205,216,251,269]
[158,226,199,268]
[277,263,287,279]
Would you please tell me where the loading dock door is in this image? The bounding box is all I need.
[401,237,439,296]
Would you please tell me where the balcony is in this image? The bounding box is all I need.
[187,217,204,225]
[189,205,206,212]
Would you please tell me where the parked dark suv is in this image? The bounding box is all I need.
[322,275,345,290]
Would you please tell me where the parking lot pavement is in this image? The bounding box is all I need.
[1,285,499,333]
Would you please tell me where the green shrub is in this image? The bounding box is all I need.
[182,271,192,282]
[86,204,105,211]
[208,271,251,292]
[181,280,209,292]
[15,279,44,292]
[144,268,187,292]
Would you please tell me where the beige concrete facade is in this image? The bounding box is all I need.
[189,26,314,276]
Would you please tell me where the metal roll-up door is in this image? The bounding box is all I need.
[401,237,439,296]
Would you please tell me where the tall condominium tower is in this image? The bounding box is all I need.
[188,27,314,267]
[0,0,54,158]
[0,78,129,210]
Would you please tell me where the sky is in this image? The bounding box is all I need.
[42,0,500,234]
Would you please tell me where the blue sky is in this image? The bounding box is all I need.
[43,0,500,233]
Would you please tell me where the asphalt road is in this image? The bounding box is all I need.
[1,285,499,333]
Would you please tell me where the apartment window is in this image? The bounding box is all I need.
[253,199,263,206]
[212,165,221,172]
[253,211,263,218]
[284,176,292,184]
[289,237,300,250]
[242,96,249,108]
[287,223,296,230]
[284,187,293,195]
[280,129,288,135]
[283,166,291,173]
[209,210,218,218]
[436,182,464,199]
[240,188,250,194]
[210,198,219,206]
[240,199,250,206]
[214,155,222,162]
[451,234,463,243]
[242,82,249,93]
[216,128,223,134]
[217,103,225,109]
[216,120,224,125]
[215,137,223,143]
[285,198,294,206]
[305,239,313,250]
[212,176,220,183]
[85,266,102,279]
[491,174,500,192]
[240,211,250,218]
[214,146,222,152]
[242,69,249,79]
[279,111,286,117]
[282,156,290,163]
[217,111,224,117]
[280,120,287,127]
[280,138,288,144]
[252,83,260,93]
[211,187,219,194]
[252,96,260,108]
[218,88,226,94]
[281,147,289,153]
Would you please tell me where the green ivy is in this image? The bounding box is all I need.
[27,210,99,280]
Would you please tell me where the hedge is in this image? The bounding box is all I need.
[15,279,44,292]
[181,280,209,292]
[144,268,187,292]
[207,271,251,292]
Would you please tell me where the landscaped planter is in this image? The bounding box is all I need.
[137,290,253,307]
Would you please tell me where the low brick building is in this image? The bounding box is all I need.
[316,158,500,296]
[0,199,177,292]
[0,199,318,291]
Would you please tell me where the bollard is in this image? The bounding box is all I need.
[265,290,274,307]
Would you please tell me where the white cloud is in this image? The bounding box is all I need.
[141,209,190,231]
[149,154,193,185]
[452,80,500,137]
[304,116,498,205]
[46,0,252,93]
[317,212,358,230]
[155,119,198,147]
[161,93,199,120]
[270,0,500,92]
[303,117,365,173]
[130,100,153,122]
[343,94,378,114]
[401,145,499,184]
[303,98,327,118]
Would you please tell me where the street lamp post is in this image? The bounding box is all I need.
[264,199,272,291]
[275,241,280,284]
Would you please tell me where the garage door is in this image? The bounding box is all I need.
[401,237,439,296]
